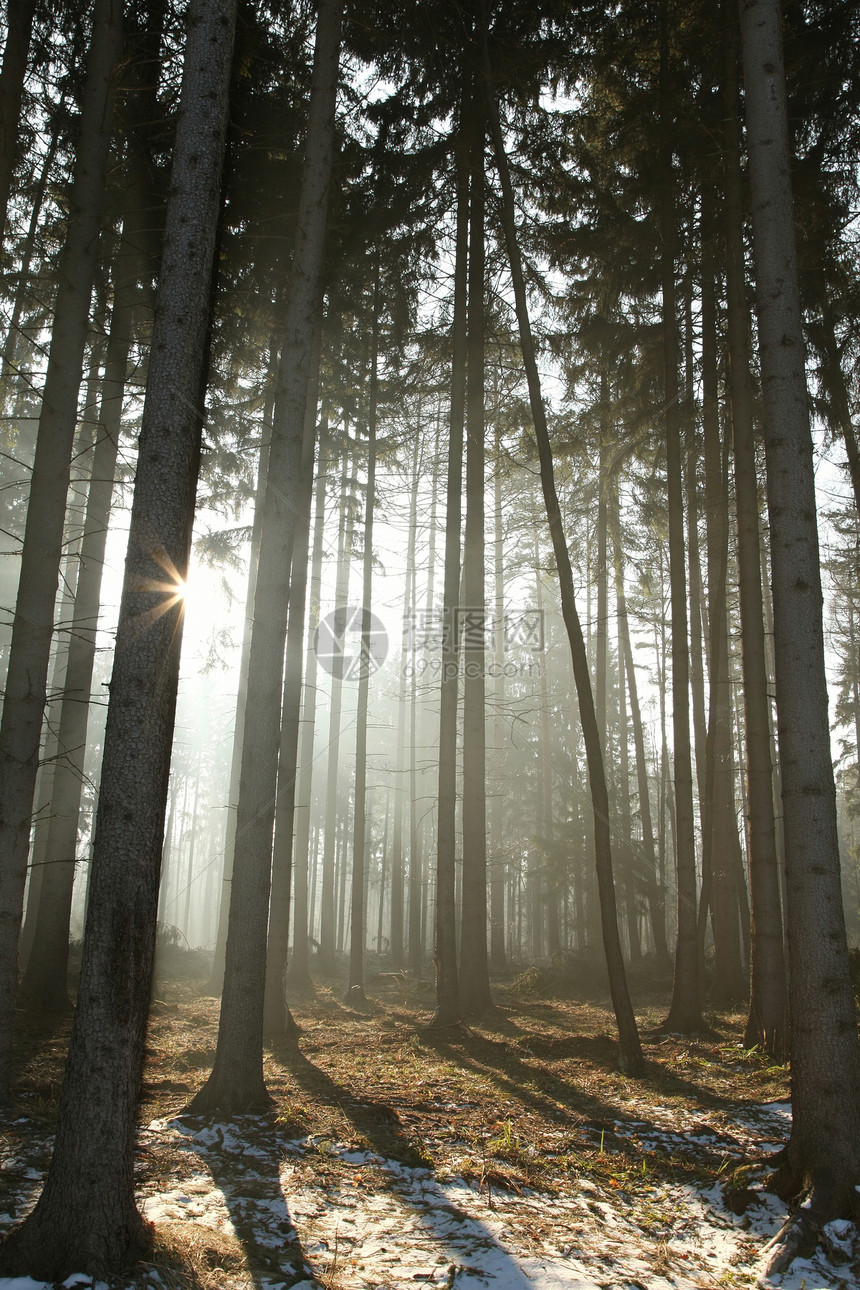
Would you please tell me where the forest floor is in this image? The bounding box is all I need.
[2,957,859,1290]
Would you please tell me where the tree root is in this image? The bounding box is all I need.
[760,1206,821,1279]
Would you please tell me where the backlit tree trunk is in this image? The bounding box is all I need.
[486,61,642,1074]
[739,0,860,1261]
[0,0,123,1100]
[0,0,236,1271]
[189,0,342,1115]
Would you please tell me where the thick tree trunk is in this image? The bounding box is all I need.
[739,0,860,1257]
[486,65,642,1074]
[0,0,37,249]
[0,0,235,1271]
[189,0,341,1117]
[0,0,123,1101]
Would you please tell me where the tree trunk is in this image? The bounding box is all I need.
[189,0,341,1116]
[485,62,643,1075]
[262,321,322,1034]
[206,371,274,995]
[0,0,123,1101]
[739,0,860,1258]
[346,282,379,1005]
[22,192,158,1011]
[701,249,746,1003]
[429,125,468,1028]
[458,110,491,1018]
[287,425,329,993]
[612,487,670,967]
[319,430,356,974]
[0,0,235,1271]
[489,422,507,970]
[657,7,704,1033]
[0,0,37,249]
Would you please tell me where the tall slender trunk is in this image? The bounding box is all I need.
[206,358,276,994]
[319,431,356,973]
[740,0,860,1241]
[485,60,642,1074]
[0,0,236,1269]
[389,437,417,971]
[22,194,158,1010]
[612,488,669,967]
[458,108,491,1018]
[489,423,507,969]
[262,321,323,1034]
[287,424,329,992]
[346,283,379,1004]
[430,126,468,1027]
[657,8,704,1032]
[189,0,342,1116]
[701,247,745,1002]
[0,0,123,1099]
[726,14,790,1033]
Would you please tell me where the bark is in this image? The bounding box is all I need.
[346,285,379,1005]
[388,438,414,971]
[612,489,670,967]
[458,112,491,1019]
[739,0,860,1246]
[318,432,356,974]
[429,127,468,1026]
[262,322,322,1034]
[657,7,704,1033]
[206,370,274,994]
[489,423,507,970]
[0,0,123,1101]
[701,251,746,1003]
[486,64,643,1074]
[188,0,341,1116]
[0,122,60,412]
[0,0,235,1271]
[0,0,37,249]
[22,192,158,1011]
[287,425,329,993]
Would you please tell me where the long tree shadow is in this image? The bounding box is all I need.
[268,1036,546,1287]
[420,1028,780,1183]
[155,1109,313,1287]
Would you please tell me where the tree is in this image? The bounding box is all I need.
[0,0,237,1271]
[188,0,342,1115]
[738,0,860,1268]
[0,0,38,249]
[0,0,123,1101]
[721,0,786,1054]
[485,45,643,1075]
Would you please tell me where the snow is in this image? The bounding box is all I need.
[1,1101,858,1289]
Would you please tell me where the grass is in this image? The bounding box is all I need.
[3,962,794,1287]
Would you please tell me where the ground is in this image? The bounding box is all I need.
[1,960,859,1289]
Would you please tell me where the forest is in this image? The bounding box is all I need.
[1,0,860,1285]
